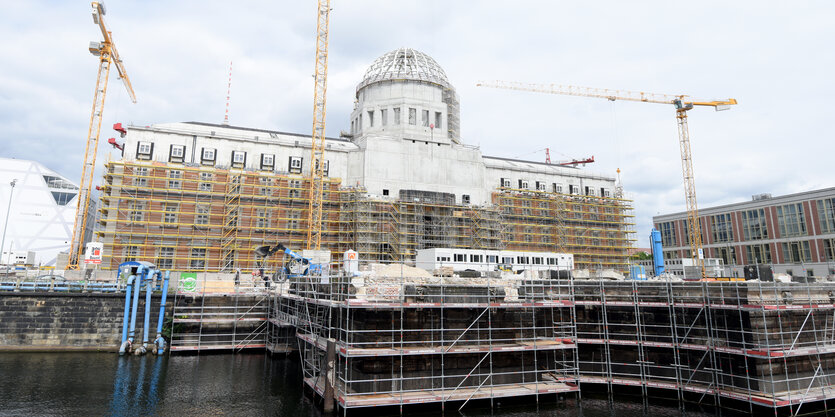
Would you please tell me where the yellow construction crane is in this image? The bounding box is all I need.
[477,80,737,279]
[68,1,136,270]
[305,0,332,251]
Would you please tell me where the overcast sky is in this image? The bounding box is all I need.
[2,1,833,246]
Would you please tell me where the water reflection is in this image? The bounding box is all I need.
[0,352,762,417]
[107,355,166,416]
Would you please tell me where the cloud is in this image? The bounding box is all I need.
[1,0,833,248]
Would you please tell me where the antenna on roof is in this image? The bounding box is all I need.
[223,61,232,125]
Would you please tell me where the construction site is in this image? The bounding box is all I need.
[3,2,830,417]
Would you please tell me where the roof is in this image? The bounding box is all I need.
[357,48,451,93]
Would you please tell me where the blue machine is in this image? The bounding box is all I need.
[650,228,665,277]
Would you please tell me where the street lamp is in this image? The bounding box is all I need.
[1,179,18,271]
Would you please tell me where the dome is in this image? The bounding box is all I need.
[357,48,451,93]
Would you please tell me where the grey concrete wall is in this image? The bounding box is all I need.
[0,292,171,352]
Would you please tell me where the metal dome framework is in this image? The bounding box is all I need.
[357,48,451,93]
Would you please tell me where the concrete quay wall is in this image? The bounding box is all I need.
[0,292,170,352]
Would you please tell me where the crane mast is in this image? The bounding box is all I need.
[68,2,136,269]
[477,81,737,279]
[305,0,331,250]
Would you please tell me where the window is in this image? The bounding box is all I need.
[256,208,271,229]
[123,245,139,262]
[532,257,543,265]
[289,156,303,174]
[711,213,734,243]
[51,192,76,206]
[434,112,442,129]
[201,148,216,166]
[133,167,148,187]
[500,178,511,188]
[288,210,301,229]
[553,183,562,193]
[568,185,577,194]
[746,244,772,264]
[367,110,374,127]
[782,241,812,263]
[777,203,806,237]
[136,142,153,160]
[741,208,768,240]
[658,222,676,247]
[516,256,530,265]
[603,189,611,197]
[259,177,273,196]
[43,175,77,190]
[487,255,498,263]
[156,247,175,269]
[382,189,389,196]
[454,254,466,262]
[715,246,737,265]
[167,145,185,163]
[128,201,145,222]
[408,108,417,125]
[824,238,835,262]
[380,109,388,126]
[163,203,178,224]
[519,180,529,189]
[167,170,182,189]
[315,159,329,177]
[199,172,213,192]
[818,198,835,234]
[421,110,429,127]
[195,204,210,225]
[394,108,401,125]
[462,194,470,204]
[189,248,206,269]
[260,154,275,170]
[288,179,302,199]
[502,257,514,265]
[535,181,546,191]
[231,151,246,168]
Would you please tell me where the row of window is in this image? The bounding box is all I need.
[136,142,327,175]
[499,178,610,197]
[658,199,835,246]
[352,107,443,133]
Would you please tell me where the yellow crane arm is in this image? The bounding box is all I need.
[476,80,735,109]
[92,2,136,103]
[477,79,737,280]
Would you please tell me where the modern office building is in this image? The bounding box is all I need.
[654,188,835,277]
[0,157,95,266]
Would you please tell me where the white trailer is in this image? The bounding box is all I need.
[416,248,573,273]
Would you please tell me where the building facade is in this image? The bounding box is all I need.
[97,48,635,272]
[654,188,835,277]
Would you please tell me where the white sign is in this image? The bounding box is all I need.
[84,242,104,264]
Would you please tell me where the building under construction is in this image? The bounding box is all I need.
[97,48,634,272]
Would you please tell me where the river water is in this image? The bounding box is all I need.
[0,352,720,417]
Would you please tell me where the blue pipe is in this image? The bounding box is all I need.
[119,275,135,355]
[128,266,144,345]
[154,270,170,355]
[142,269,155,349]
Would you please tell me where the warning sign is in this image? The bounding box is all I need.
[84,242,103,264]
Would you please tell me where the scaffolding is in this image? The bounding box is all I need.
[493,187,635,272]
[268,262,579,411]
[169,276,270,352]
[98,161,634,272]
[573,279,835,414]
[98,160,344,272]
